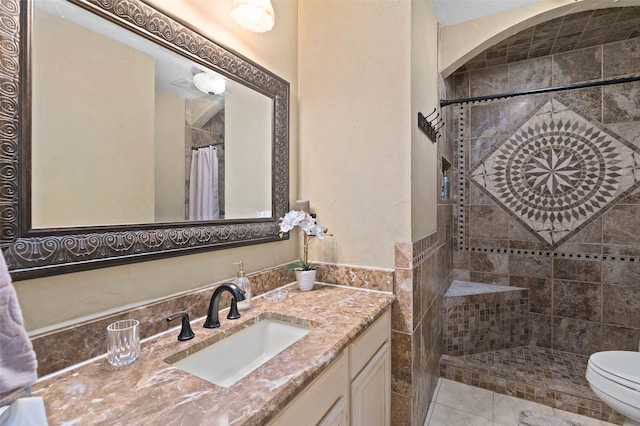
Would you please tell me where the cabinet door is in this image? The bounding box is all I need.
[319,395,349,426]
[269,352,348,426]
[350,342,391,426]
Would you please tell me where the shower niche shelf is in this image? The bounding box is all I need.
[441,157,451,200]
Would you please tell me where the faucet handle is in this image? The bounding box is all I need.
[166,312,195,341]
[228,298,241,320]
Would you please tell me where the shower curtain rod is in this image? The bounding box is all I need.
[439,75,640,107]
[191,142,223,150]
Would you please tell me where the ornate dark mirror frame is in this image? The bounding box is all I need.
[0,0,290,280]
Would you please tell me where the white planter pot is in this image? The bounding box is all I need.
[295,269,316,292]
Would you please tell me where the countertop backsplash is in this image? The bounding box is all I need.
[31,263,394,377]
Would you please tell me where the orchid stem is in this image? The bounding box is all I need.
[303,233,310,268]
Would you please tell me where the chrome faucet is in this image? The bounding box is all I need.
[203,282,246,328]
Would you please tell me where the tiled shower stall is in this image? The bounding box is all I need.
[438,14,640,424]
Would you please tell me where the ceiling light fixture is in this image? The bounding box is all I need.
[193,72,226,95]
[231,0,274,33]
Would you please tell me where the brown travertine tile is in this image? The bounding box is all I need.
[507,94,554,129]
[552,46,602,85]
[508,254,552,278]
[392,269,413,333]
[468,182,495,204]
[452,250,469,269]
[603,38,640,78]
[608,121,640,148]
[602,260,640,288]
[453,268,471,281]
[556,87,602,123]
[510,276,552,315]
[469,65,509,98]
[556,242,602,255]
[603,81,640,123]
[603,205,640,246]
[420,255,438,313]
[469,101,511,139]
[438,204,453,242]
[395,242,413,269]
[602,245,640,257]
[508,218,539,242]
[529,313,552,348]
[32,285,394,425]
[552,258,601,283]
[391,392,412,426]
[392,331,413,396]
[469,136,504,169]
[470,252,509,274]
[468,205,509,239]
[620,186,640,204]
[469,271,510,285]
[602,284,640,328]
[414,318,428,374]
[552,279,602,322]
[509,57,552,92]
[601,324,640,352]
[552,317,602,355]
[509,240,550,251]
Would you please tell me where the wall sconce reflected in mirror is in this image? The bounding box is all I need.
[193,72,226,95]
[231,0,275,32]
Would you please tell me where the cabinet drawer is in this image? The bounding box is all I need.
[349,309,390,379]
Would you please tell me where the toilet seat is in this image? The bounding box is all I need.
[586,351,640,423]
[589,351,640,388]
[588,360,640,392]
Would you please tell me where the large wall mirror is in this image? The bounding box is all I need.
[0,0,290,280]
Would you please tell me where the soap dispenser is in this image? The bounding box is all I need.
[234,261,252,310]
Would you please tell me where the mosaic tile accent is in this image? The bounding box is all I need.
[443,284,529,356]
[440,346,624,424]
[469,97,640,248]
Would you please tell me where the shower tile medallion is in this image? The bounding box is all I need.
[469,97,640,247]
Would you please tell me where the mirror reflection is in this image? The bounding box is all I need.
[31,0,273,228]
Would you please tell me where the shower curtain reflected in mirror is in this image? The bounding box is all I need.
[188,146,219,221]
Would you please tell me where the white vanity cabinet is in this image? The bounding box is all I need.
[349,309,391,426]
[269,308,391,426]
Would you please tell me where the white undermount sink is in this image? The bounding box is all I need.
[171,318,310,388]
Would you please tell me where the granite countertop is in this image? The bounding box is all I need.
[32,284,394,425]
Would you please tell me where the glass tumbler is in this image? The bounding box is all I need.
[107,319,140,367]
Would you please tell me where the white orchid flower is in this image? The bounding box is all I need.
[278,209,331,270]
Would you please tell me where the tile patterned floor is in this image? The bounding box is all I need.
[444,345,593,397]
[425,379,618,426]
[439,346,624,423]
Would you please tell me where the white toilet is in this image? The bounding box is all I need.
[586,351,640,426]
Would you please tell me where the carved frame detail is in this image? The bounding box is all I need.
[0,0,290,280]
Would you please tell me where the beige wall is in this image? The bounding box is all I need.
[298,0,413,270]
[411,0,439,240]
[32,9,155,227]
[17,0,299,332]
[439,0,640,77]
[154,89,186,222]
